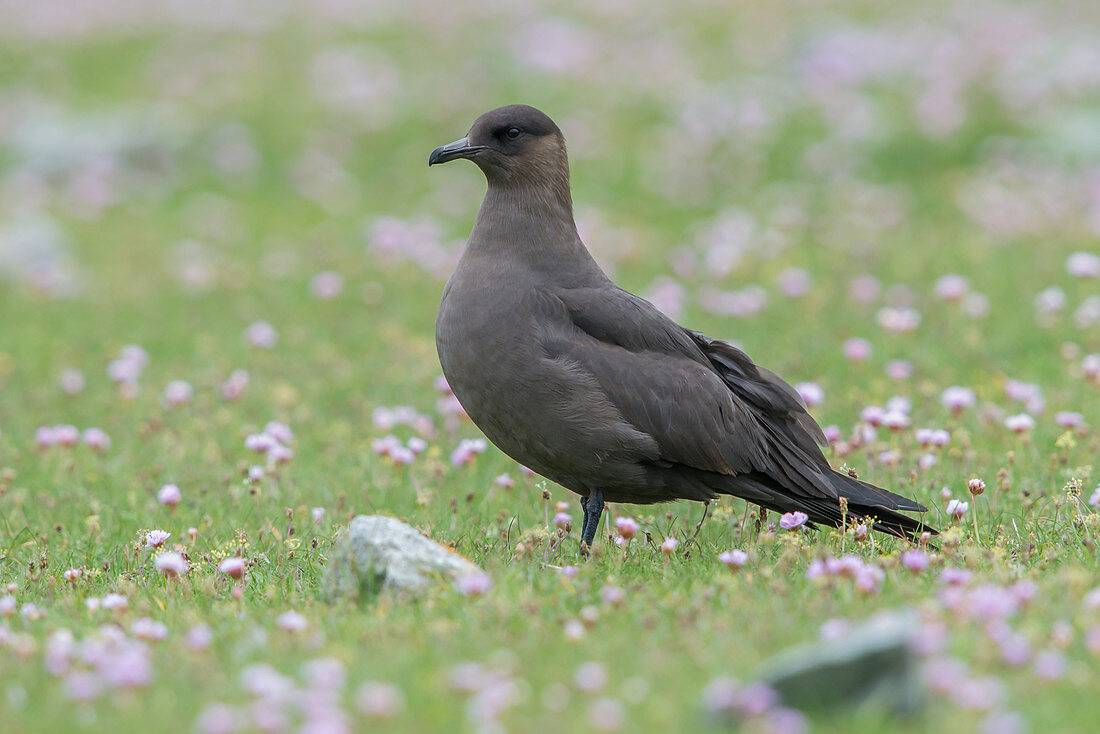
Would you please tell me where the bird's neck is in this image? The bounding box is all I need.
[469,181,601,278]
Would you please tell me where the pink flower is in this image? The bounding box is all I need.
[247,465,264,481]
[1034,649,1066,680]
[940,567,971,586]
[157,484,182,507]
[779,511,808,530]
[263,421,294,445]
[877,307,921,333]
[245,432,279,453]
[450,438,487,467]
[963,293,990,319]
[968,478,986,496]
[553,512,571,530]
[245,321,278,348]
[573,661,607,692]
[81,427,110,451]
[64,672,102,701]
[454,571,493,596]
[601,585,625,605]
[886,360,912,380]
[940,386,975,412]
[776,268,811,298]
[311,507,326,523]
[883,410,910,431]
[131,617,168,641]
[660,537,679,555]
[389,446,415,465]
[102,593,128,611]
[406,437,428,454]
[55,424,79,447]
[356,682,405,719]
[154,551,189,577]
[1003,413,1035,434]
[588,698,625,732]
[187,624,213,650]
[860,405,886,426]
[614,517,638,540]
[219,369,249,401]
[1067,251,1100,279]
[934,274,969,302]
[842,338,872,362]
[794,382,824,407]
[310,271,345,299]
[1083,353,1100,381]
[1055,411,1084,428]
[35,425,58,448]
[162,380,193,407]
[848,274,880,303]
[946,499,969,519]
[718,550,748,570]
[219,557,246,579]
[196,705,241,734]
[901,549,929,573]
[64,568,82,582]
[60,369,85,395]
[144,529,171,548]
[276,610,308,632]
[494,473,514,489]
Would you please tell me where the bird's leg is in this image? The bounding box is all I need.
[579,495,590,541]
[581,490,605,551]
[686,500,711,551]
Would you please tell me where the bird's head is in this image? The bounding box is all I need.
[429,105,568,188]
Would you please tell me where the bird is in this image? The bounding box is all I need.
[429,104,934,550]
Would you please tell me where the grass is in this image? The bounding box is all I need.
[1,1,1099,732]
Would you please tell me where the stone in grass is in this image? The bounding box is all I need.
[324,515,483,601]
[757,611,924,717]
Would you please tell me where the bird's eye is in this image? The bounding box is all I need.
[506,127,521,139]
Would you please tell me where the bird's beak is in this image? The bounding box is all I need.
[428,137,487,166]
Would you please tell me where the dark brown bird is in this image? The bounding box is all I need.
[430,105,933,549]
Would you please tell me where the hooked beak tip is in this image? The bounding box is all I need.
[429,137,485,166]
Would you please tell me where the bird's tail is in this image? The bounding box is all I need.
[720,470,935,541]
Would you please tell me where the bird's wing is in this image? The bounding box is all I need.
[538,286,836,497]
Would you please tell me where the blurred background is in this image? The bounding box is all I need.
[1,0,1098,427]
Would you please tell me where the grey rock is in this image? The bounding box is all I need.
[323,515,482,601]
[758,610,924,717]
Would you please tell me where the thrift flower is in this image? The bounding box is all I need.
[219,557,246,579]
[157,484,182,507]
[1003,414,1035,434]
[718,550,748,570]
[901,549,929,573]
[614,517,638,540]
[276,611,308,632]
[842,338,872,362]
[356,682,405,719]
[946,499,969,519]
[154,551,189,578]
[82,427,111,451]
[144,529,171,548]
[455,571,493,596]
[779,511,808,530]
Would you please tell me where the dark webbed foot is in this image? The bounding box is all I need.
[581,490,605,551]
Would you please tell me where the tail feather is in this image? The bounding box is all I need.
[721,470,935,541]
